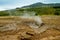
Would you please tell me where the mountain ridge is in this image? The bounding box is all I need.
[22,2,60,8]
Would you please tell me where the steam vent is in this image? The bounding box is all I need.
[0,16,60,40]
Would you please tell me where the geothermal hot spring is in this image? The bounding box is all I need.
[0,11,43,33]
[19,11,43,28]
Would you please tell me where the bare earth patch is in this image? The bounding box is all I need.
[0,16,60,40]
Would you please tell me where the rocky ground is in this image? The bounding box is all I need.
[0,16,60,40]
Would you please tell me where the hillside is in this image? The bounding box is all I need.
[0,2,60,16]
[22,2,60,8]
[0,4,60,16]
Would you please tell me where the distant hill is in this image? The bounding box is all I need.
[22,2,60,8]
[0,2,60,16]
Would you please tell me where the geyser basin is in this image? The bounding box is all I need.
[0,16,43,34]
[20,16,43,28]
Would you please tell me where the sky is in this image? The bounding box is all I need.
[0,0,60,11]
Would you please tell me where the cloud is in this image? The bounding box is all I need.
[43,0,60,3]
[0,7,6,11]
[0,0,20,10]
